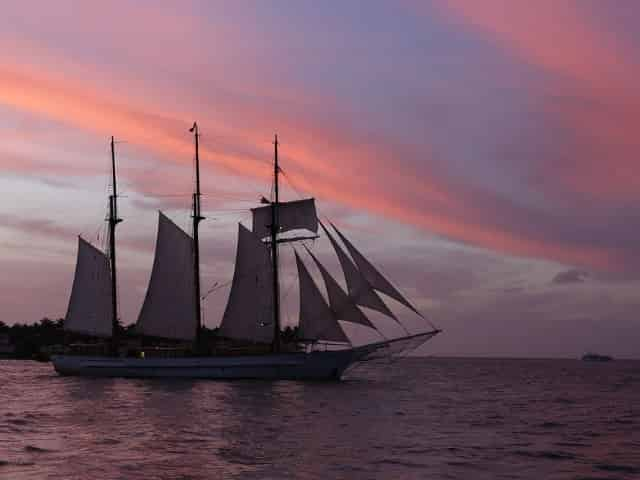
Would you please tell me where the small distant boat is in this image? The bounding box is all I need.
[51,124,440,380]
[582,353,613,362]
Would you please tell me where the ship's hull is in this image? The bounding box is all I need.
[51,331,440,380]
[51,349,360,380]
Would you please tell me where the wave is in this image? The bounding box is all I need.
[24,445,54,453]
[554,441,590,448]
[594,463,639,474]
[7,418,30,426]
[538,421,566,429]
[0,460,35,467]
[513,450,576,461]
[371,459,430,469]
[94,438,120,445]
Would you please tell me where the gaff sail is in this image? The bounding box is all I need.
[65,237,113,337]
[218,223,274,344]
[136,212,198,341]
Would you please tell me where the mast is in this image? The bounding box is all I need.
[271,134,281,352]
[108,136,122,353]
[190,122,204,350]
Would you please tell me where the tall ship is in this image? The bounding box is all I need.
[51,124,440,379]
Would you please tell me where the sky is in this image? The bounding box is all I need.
[0,0,638,358]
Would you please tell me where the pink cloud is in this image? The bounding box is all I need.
[1,5,638,277]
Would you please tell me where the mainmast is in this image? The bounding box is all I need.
[271,134,281,352]
[190,122,204,350]
[108,136,122,353]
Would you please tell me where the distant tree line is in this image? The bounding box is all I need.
[0,318,65,359]
[0,318,300,359]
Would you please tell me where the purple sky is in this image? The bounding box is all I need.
[1,1,638,357]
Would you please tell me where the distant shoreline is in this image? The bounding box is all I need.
[2,319,636,362]
[2,355,638,363]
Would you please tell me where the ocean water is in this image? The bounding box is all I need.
[0,358,638,480]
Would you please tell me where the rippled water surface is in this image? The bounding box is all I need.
[1,358,638,479]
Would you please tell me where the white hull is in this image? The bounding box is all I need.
[51,349,360,380]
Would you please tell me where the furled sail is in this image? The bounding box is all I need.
[331,222,423,317]
[251,198,318,239]
[305,247,376,329]
[295,251,349,343]
[65,236,113,337]
[218,223,274,343]
[136,212,197,341]
[320,221,397,320]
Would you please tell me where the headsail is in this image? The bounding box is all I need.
[295,251,349,343]
[65,237,113,337]
[331,222,423,317]
[252,198,318,239]
[320,221,397,320]
[218,223,274,344]
[136,212,197,341]
[304,247,376,329]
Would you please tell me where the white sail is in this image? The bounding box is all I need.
[320,221,397,320]
[136,212,197,341]
[331,222,423,317]
[295,251,349,343]
[251,198,318,239]
[65,236,113,337]
[218,223,274,344]
[305,248,375,329]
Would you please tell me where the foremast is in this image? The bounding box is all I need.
[190,122,204,350]
[108,136,122,353]
[271,134,281,352]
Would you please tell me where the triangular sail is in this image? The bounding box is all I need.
[295,251,349,343]
[331,222,423,317]
[252,198,318,239]
[64,237,113,337]
[218,223,274,344]
[320,221,397,320]
[305,247,376,329]
[136,212,197,341]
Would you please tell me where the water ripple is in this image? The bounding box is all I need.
[0,358,638,479]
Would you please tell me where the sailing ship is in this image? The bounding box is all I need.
[582,353,613,362]
[51,124,441,379]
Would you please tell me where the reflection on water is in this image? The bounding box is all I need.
[1,359,639,479]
